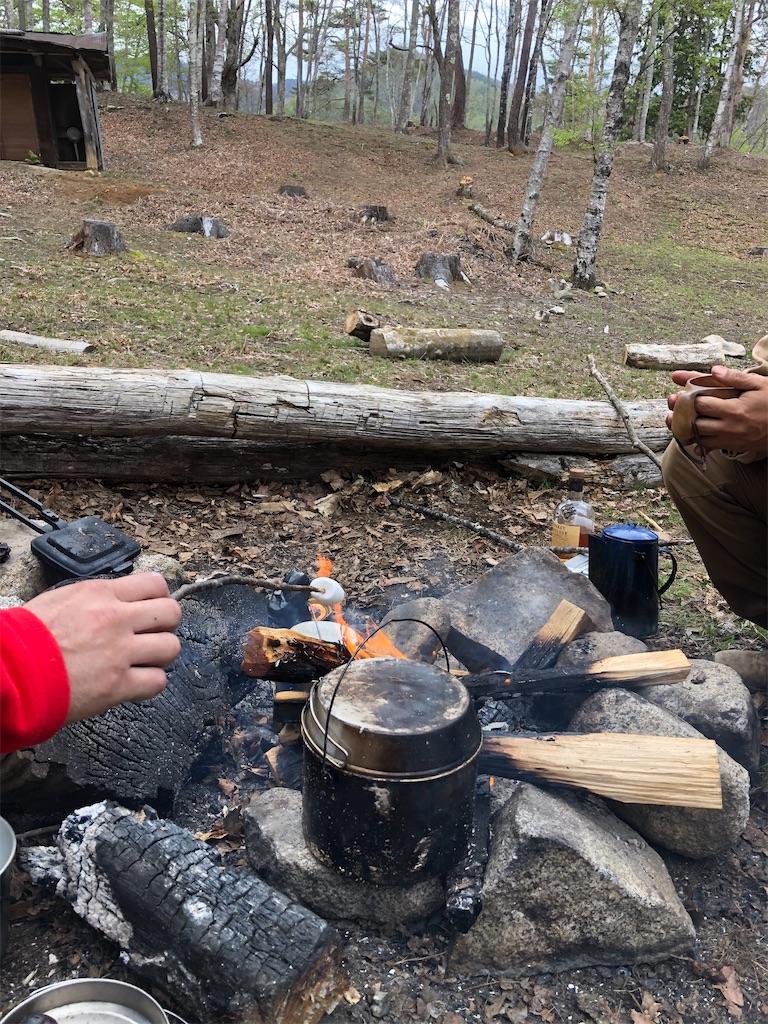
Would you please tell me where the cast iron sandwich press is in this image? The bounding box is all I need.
[0,477,140,582]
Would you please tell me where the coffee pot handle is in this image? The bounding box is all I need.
[658,548,678,597]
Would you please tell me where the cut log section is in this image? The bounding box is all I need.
[465,649,691,700]
[23,802,345,1023]
[344,309,384,341]
[242,626,348,682]
[66,219,127,256]
[623,341,725,371]
[478,733,723,808]
[0,365,671,456]
[369,327,504,363]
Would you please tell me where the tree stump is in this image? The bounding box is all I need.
[166,215,229,238]
[279,185,308,198]
[415,252,468,286]
[67,219,127,256]
[359,205,389,223]
[23,802,346,1024]
[348,257,398,287]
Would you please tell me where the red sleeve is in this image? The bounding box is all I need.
[0,607,71,754]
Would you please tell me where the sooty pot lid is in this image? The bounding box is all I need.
[603,522,658,543]
[302,658,481,776]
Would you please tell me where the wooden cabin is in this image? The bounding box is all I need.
[0,30,111,171]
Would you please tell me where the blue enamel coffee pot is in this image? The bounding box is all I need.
[588,524,677,638]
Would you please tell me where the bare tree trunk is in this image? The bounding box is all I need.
[496,0,520,146]
[41,0,49,29]
[510,2,582,261]
[421,8,438,125]
[521,0,551,145]
[396,0,421,130]
[633,4,658,142]
[145,0,159,93]
[155,0,170,98]
[484,0,501,144]
[464,0,481,114]
[433,0,461,165]
[572,0,644,289]
[507,0,539,151]
[275,0,286,113]
[295,0,305,116]
[83,0,93,31]
[721,0,753,144]
[264,0,274,112]
[189,0,205,146]
[452,34,467,128]
[101,0,117,89]
[699,0,745,167]
[4,0,17,29]
[208,0,230,104]
[357,0,372,123]
[650,16,675,171]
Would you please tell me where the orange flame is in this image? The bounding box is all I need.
[315,554,407,660]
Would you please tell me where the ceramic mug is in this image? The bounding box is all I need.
[670,374,742,450]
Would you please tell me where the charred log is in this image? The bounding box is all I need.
[1,586,271,820]
[23,802,345,1024]
[241,627,349,683]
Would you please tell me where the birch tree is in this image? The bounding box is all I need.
[572,0,645,289]
[510,1,583,261]
[632,3,659,141]
[189,0,204,145]
[699,0,746,166]
[208,0,230,105]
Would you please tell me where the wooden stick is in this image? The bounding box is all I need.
[465,649,691,699]
[479,733,722,808]
[0,329,95,354]
[588,354,664,471]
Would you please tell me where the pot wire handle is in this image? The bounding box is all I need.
[319,618,452,770]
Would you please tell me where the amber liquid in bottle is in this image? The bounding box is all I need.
[551,469,595,559]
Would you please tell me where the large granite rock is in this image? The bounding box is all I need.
[639,658,760,775]
[243,788,445,925]
[569,689,751,858]
[440,549,614,672]
[450,784,695,976]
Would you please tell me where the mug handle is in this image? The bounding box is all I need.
[658,548,678,598]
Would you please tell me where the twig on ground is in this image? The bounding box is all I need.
[171,575,315,602]
[387,497,585,556]
[587,354,664,471]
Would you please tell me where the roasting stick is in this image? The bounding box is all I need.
[479,733,722,808]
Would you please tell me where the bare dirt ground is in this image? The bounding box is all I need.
[0,97,766,1023]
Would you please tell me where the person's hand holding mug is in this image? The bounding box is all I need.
[23,572,182,726]
[667,364,768,455]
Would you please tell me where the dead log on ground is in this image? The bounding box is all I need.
[66,219,127,256]
[369,327,504,363]
[23,802,345,1024]
[0,366,671,457]
[0,330,95,354]
[623,341,725,371]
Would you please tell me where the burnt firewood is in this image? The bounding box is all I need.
[23,802,345,1024]
[241,626,348,683]
[66,219,127,256]
[1,586,271,820]
[445,775,492,933]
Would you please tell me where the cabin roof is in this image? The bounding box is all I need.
[0,29,111,79]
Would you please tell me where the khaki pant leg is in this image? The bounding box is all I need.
[662,441,768,627]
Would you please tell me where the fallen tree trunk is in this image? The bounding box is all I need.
[22,802,345,1024]
[0,365,670,454]
[0,330,95,354]
[623,341,725,371]
[369,327,505,363]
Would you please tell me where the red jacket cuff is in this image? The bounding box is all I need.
[1,606,70,753]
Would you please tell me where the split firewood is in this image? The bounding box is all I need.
[66,218,127,256]
[478,733,722,808]
[242,626,348,683]
[22,802,345,1024]
[512,600,594,672]
[623,341,725,371]
[464,649,692,700]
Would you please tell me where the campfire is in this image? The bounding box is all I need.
[1,548,756,1024]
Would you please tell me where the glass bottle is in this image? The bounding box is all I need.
[551,468,595,558]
